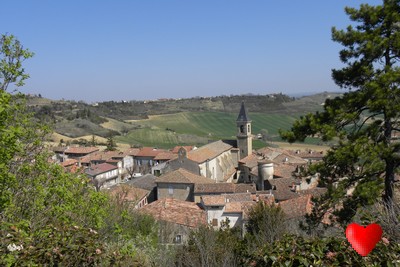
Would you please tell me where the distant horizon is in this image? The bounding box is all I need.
[2,0,380,102]
[26,89,342,104]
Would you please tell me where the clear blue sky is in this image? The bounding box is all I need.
[2,0,381,102]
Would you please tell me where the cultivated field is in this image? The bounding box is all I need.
[117,111,323,149]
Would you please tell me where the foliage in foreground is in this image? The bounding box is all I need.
[241,234,400,267]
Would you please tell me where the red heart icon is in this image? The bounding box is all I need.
[345,223,382,256]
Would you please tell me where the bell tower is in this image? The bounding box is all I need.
[236,101,252,159]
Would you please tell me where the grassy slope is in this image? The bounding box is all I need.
[116,112,306,149]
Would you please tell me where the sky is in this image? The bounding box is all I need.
[2,0,382,102]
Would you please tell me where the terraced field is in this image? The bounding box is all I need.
[117,112,305,149]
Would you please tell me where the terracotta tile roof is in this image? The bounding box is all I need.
[201,195,226,206]
[263,177,299,201]
[154,151,177,161]
[224,202,243,213]
[61,158,78,167]
[187,140,232,163]
[85,163,118,176]
[156,168,214,184]
[201,193,253,206]
[288,150,325,160]
[253,194,276,205]
[111,150,133,159]
[107,184,150,203]
[124,148,141,157]
[298,187,328,198]
[256,147,307,165]
[238,154,260,168]
[140,198,206,228]
[194,183,256,194]
[81,151,120,164]
[64,146,99,155]
[279,194,313,219]
[136,147,166,157]
[273,163,298,178]
[171,146,194,154]
[125,174,157,191]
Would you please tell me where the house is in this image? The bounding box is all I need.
[135,147,167,168]
[140,198,207,244]
[155,168,214,201]
[200,193,263,231]
[151,151,177,176]
[85,163,120,190]
[63,146,100,160]
[193,183,257,203]
[107,184,150,209]
[124,173,158,203]
[80,151,119,167]
[164,140,239,182]
[289,149,325,163]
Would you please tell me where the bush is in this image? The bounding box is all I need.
[241,234,400,267]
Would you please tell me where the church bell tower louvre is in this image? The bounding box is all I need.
[236,101,252,159]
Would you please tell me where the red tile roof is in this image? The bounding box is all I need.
[107,184,150,203]
[81,151,120,164]
[124,148,141,156]
[136,147,166,157]
[194,183,256,194]
[187,140,232,163]
[156,168,214,184]
[288,150,325,160]
[61,158,78,167]
[201,193,253,206]
[140,198,206,228]
[85,163,118,176]
[279,194,313,219]
[154,151,177,161]
[256,147,307,165]
[64,146,99,155]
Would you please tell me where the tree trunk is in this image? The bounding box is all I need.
[383,116,395,206]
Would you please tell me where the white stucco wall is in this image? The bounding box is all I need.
[198,150,236,181]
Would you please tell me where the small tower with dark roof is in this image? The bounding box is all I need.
[236,101,252,159]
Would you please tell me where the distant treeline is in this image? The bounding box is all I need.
[37,93,294,120]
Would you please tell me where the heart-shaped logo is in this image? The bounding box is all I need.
[345,223,383,256]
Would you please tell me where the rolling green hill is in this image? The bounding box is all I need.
[116,112,317,149]
[27,92,339,149]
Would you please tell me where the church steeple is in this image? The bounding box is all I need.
[236,101,252,159]
[237,101,250,122]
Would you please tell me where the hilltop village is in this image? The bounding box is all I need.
[52,102,327,244]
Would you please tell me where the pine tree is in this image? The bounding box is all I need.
[281,0,400,222]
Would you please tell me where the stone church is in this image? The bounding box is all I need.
[163,101,255,182]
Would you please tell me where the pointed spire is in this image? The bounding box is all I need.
[236,101,250,122]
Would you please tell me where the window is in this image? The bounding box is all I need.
[240,125,244,133]
[212,218,218,227]
[247,124,250,133]
[174,235,182,244]
[168,186,173,195]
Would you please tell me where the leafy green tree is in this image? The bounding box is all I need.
[245,201,287,246]
[0,34,163,266]
[0,34,33,91]
[281,0,400,224]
